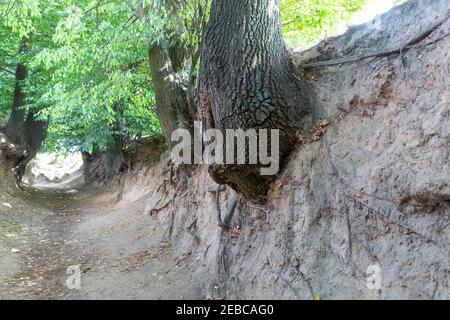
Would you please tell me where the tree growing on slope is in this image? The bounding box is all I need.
[125,0,210,141]
[199,0,311,202]
[0,0,54,182]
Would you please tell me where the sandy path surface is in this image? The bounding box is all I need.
[0,181,205,300]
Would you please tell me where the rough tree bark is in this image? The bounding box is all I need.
[136,0,194,142]
[4,41,28,146]
[199,0,311,202]
[147,41,192,142]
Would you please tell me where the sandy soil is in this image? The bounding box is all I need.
[0,179,206,300]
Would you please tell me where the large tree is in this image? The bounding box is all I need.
[199,0,311,202]
[0,0,62,183]
[4,40,29,146]
[146,11,191,142]
[3,39,48,183]
[127,0,209,142]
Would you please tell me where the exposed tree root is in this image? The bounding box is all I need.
[148,161,188,216]
[208,184,241,229]
[266,258,306,300]
[323,136,445,247]
[301,17,449,68]
[149,196,174,215]
[0,133,24,168]
[248,204,271,223]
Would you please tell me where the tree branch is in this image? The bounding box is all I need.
[0,66,15,76]
[83,0,105,15]
[208,184,241,229]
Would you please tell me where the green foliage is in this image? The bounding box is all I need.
[0,73,14,123]
[281,0,369,48]
[0,0,70,124]
[33,1,161,153]
[0,0,33,123]
[1,0,391,153]
[1,0,41,37]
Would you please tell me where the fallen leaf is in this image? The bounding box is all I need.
[230,225,240,239]
[310,119,332,142]
[160,241,172,250]
[275,180,283,188]
[295,131,305,146]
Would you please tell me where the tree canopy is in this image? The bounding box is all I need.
[0,0,382,155]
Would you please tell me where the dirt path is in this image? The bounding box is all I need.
[0,187,86,299]
[0,183,206,300]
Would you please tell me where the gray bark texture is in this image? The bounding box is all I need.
[147,42,191,142]
[199,0,311,202]
[126,0,193,143]
[144,1,194,143]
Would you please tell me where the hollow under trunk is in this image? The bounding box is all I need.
[199,0,311,203]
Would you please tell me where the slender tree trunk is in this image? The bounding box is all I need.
[199,0,310,202]
[126,1,194,142]
[147,41,191,142]
[5,41,28,146]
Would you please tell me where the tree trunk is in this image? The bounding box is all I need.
[199,0,310,202]
[147,41,192,142]
[14,111,48,183]
[5,42,28,146]
[3,40,48,183]
[125,1,194,143]
[143,1,194,143]
[0,132,24,169]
